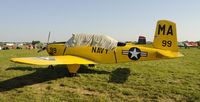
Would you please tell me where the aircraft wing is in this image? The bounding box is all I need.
[11,55,97,65]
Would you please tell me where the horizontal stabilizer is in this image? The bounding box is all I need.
[156,50,184,58]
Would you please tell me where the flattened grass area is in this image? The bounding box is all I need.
[0,48,200,102]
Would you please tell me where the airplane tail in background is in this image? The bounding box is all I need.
[153,20,178,52]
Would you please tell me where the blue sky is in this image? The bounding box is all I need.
[0,0,200,42]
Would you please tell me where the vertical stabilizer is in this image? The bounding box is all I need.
[153,20,178,52]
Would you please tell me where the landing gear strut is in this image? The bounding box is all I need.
[48,65,55,70]
[67,64,80,77]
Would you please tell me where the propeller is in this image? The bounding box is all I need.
[47,31,51,44]
[38,32,51,53]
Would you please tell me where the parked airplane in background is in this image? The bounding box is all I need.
[11,20,183,76]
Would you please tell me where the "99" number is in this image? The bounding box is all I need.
[162,40,172,47]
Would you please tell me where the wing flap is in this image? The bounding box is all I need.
[11,55,97,65]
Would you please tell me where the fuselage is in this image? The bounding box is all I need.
[46,42,167,64]
[10,20,183,76]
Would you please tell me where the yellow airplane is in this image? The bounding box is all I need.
[11,20,183,76]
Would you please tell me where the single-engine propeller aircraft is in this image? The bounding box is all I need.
[11,20,183,76]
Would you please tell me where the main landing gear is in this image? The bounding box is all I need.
[47,64,80,77]
[48,64,96,77]
[67,64,80,77]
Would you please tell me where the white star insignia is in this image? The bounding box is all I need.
[129,48,140,59]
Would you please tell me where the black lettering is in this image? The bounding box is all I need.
[162,40,166,47]
[167,25,173,35]
[49,47,53,55]
[49,47,56,55]
[167,41,172,47]
[162,40,172,47]
[92,47,96,53]
[53,48,57,54]
[158,24,165,35]
[105,49,108,54]
[91,47,108,54]
[97,48,100,53]
[97,48,104,53]
[100,48,104,53]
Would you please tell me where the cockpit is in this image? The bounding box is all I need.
[65,34,126,50]
[49,34,126,51]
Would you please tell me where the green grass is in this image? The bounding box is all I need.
[0,48,200,102]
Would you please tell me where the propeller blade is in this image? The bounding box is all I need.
[37,47,46,53]
[47,32,51,44]
[38,32,50,53]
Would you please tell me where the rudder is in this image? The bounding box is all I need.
[153,20,178,52]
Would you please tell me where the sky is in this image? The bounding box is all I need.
[0,0,200,42]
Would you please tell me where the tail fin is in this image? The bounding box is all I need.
[153,20,178,52]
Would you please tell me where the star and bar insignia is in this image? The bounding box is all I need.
[122,47,148,60]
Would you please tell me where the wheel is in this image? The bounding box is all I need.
[69,73,77,77]
[88,64,95,67]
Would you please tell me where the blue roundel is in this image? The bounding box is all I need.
[128,47,141,60]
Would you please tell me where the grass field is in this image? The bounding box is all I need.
[0,48,200,102]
